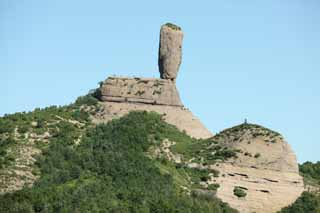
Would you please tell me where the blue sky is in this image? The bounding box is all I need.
[1,0,319,163]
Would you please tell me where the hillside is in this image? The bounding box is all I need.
[0,95,237,212]
[1,92,319,212]
[0,23,313,212]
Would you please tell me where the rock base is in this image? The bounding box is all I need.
[92,101,213,139]
[99,77,183,107]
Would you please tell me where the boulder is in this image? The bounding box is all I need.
[209,123,304,213]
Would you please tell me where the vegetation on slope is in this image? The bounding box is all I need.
[213,123,282,144]
[279,161,320,213]
[0,94,100,193]
[170,137,238,166]
[0,103,237,212]
[300,161,320,187]
[279,192,320,213]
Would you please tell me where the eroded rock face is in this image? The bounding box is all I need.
[99,77,183,107]
[210,123,304,213]
[92,102,213,139]
[158,23,184,80]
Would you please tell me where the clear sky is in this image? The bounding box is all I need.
[1,0,319,163]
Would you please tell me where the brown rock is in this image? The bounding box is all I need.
[99,77,183,107]
[91,101,213,139]
[158,23,184,80]
[209,123,304,213]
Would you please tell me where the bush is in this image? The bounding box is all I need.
[208,183,220,191]
[164,23,181,31]
[233,186,247,198]
[254,153,261,158]
[74,94,98,106]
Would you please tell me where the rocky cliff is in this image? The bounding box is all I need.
[95,23,304,212]
[0,23,305,213]
[99,77,183,107]
[209,124,304,213]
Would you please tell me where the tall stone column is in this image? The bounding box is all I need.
[158,23,184,81]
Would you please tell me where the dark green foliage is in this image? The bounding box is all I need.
[165,22,182,31]
[214,123,281,143]
[0,105,89,138]
[171,138,238,165]
[208,183,220,191]
[254,153,261,158]
[279,192,320,213]
[185,167,210,184]
[0,111,237,213]
[74,94,98,106]
[233,186,247,198]
[299,161,320,188]
[300,161,320,181]
[214,148,237,160]
[0,119,15,134]
[280,162,320,212]
[0,137,16,168]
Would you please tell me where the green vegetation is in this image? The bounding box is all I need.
[170,137,238,165]
[254,153,261,158]
[0,111,237,212]
[214,123,282,144]
[300,161,320,185]
[0,137,16,168]
[279,192,320,213]
[208,183,220,191]
[0,104,91,169]
[279,161,320,212]
[233,186,247,198]
[164,22,182,31]
[74,93,99,106]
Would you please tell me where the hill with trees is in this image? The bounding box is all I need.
[0,94,237,212]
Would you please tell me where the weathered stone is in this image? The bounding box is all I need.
[99,77,183,107]
[208,124,304,213]
[158,23,184,80]
[91,102,213,139]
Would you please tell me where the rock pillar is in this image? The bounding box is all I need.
[158,23,184,81]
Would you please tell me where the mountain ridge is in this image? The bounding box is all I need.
[0,23,316,212]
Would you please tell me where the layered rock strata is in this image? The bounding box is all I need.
[209,124,304,213]
[99,77,183,107]
[96,23,304,213]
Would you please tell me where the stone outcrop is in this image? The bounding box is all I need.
[92,102,213,139]
[96,23,304,212]
[209,124,304,213]
[96,23,212,140]
[158,23,184,80]
[99,77,183,107]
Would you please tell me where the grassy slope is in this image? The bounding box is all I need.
[0,95,237,212]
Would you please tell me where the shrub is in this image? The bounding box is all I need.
[164,23,181,31]
[254,153,261,158]
[74,94,98,106]
[233,186,247,198]
[208,183,220,191]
